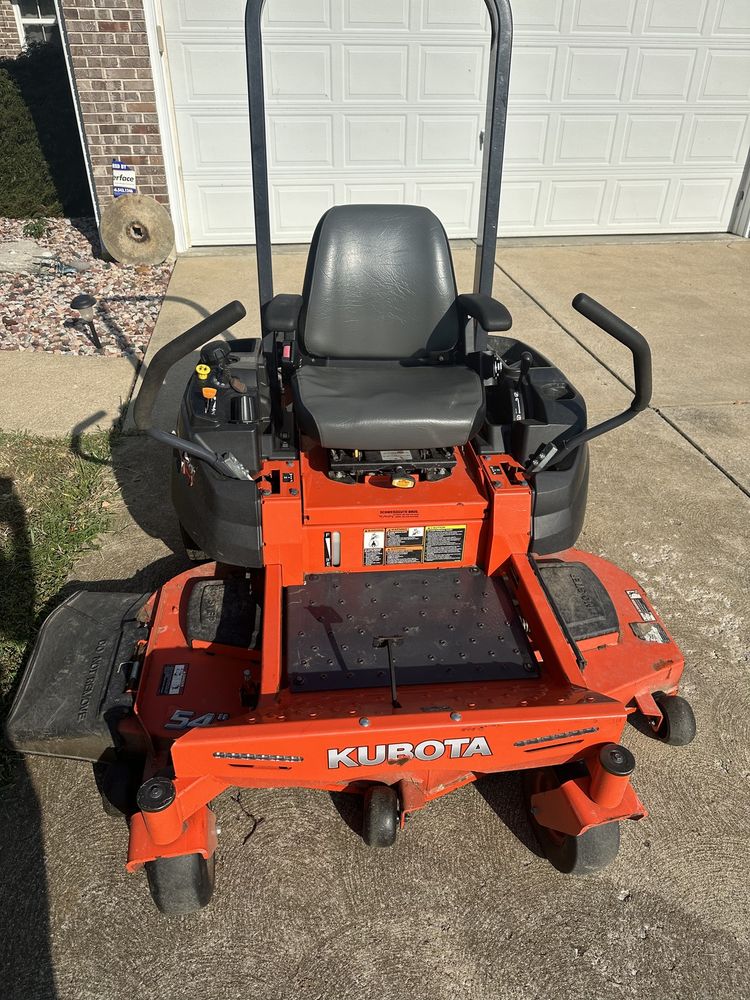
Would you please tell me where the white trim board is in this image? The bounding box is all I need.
[144,0,190,253]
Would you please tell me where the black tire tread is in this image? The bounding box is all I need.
[654,692,696,747]
[145,852,215,914]
[362,785,398,848]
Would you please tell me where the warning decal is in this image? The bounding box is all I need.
[363,530,385,566]
[626,590,656,622]
[630,621,670,644]
[159,663,188,696]
[362,525,465,565]
[424,525,465,563]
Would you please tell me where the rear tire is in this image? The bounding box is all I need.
[145,852,215,914]
[653,692,696,746]
[362,785,399,848]
[523,768,620,875]
[179,523,207,563]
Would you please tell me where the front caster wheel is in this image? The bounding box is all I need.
[145,852,215,914]
[523,768,620,875]
[362,784,399,848]
[652,692,696,746]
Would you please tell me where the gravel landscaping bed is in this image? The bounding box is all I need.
[0,217,173,359]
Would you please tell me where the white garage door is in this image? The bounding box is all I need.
[161,0,750,245]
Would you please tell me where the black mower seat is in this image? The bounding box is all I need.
[290,204,486,451]
[294,363,484,450]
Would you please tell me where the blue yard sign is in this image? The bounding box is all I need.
[112,158,137,197]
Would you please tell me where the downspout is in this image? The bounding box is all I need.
[53,0,100,228]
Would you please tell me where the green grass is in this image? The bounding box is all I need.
[0,431,114,718]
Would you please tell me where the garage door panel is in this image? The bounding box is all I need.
[699,49,750,100]
[563,47,629,100]
[414,180,476,229]
[510,47,558,101]
[265,45,333,101]
[343,45,409,101]
[164,0,244,31]
[344,115,408,165]
[621,114,683,162]
[345,0,410,31]
[422,0,489,32]
[168,42,247,104]
[174,111,250,170]
[546,179,607,224]
[419,46,487,101]
[672,176,734,222]
[610,178,671,224]
[263,0,331,29]
[685,114,749,162]
[643,0,710,35]
[500,181,542,226]
[504,114,550,164]
[269,115,335,166]
[345,181,408,203]
[555,114,617,163]
[163,0,750,244]
[632,48,699,101]
[417,115,482,166]
[714,0,750,34]
[514,0,564,33]
[183,180,255,244]
[273,184,337,236]
[572,0,638,34]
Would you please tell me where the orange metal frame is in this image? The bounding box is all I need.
[125,445,685,871]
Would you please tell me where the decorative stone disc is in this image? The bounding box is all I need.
[100,194,175,266]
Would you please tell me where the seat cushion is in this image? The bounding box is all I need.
[292,364,484,450]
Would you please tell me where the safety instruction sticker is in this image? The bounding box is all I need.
[425,525,465,563]
[158,663,188,696]
[630,621,670,644]
[362,525,465,565]
[626,590,656,622]
[363,530,385,565]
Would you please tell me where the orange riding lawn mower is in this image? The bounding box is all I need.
[6,0,695,914]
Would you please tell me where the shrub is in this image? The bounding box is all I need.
[22,217,51,240]
[0,42,92,219]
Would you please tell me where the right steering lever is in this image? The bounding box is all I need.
[526,293,652,474]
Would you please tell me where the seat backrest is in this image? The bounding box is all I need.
[300,204,460,360]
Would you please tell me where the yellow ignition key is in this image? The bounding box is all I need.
[195,364,211,380]
[391,473,416,489]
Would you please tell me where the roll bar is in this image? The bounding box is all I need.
[243,0,513,309]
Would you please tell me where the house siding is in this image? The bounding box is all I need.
[0,3,21,58]
[60,0,170,213]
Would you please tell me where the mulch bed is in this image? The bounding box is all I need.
[0,217,173,359]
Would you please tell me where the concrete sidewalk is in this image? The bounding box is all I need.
[1,237,749,1000]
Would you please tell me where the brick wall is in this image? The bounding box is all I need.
[60,0,170,214]
[0,2,21,58]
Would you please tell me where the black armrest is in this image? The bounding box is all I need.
[457,293,512,333]
[261,293,303,333]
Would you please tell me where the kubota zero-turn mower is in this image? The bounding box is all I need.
[6,0,696,914]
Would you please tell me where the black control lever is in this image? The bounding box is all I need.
[526,293,652,474]
[147,429,253,481]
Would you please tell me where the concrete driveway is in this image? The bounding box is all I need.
[2,238,748,1000]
